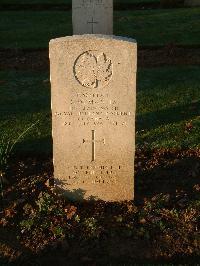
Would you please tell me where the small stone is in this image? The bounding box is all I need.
[139,218,147,224]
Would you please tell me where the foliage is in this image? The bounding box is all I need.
[19,192,79,251]
[0,150,199,262]
[0,121,39,204]
[0,121,39,175]
[18,188,200,258]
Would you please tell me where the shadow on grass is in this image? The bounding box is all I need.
[137,100,200,131]
[14,135,53,158]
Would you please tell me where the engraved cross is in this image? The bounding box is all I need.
[83,130,105,162]
[87,17,99,34]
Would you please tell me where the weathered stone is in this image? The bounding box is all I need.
[72,0,113,35]
[49,35,137,202]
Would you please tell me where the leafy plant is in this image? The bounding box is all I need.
[36,192,54,214]
[20,218,35,231]
[82,217,102,238]
[51,225,65,238]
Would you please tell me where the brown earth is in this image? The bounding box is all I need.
[0,149,200,265]
[1,46,200,72]
[0,2,182,11]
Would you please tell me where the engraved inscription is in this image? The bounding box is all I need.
[74,0,112,9]
[87,17,98,33]
[74,51,113,89]
[83,130,105,161]
[55,92,132,128]
[64,165,122,185]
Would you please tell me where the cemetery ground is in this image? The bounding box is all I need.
[0,0,170,9]
[1,9,200,48]
[0,2,200,265]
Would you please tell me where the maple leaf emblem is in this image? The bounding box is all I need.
[74,51,113,89]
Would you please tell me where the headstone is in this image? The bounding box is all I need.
[50,35,137,202]
[72,0,113,35]
[184,0,200,6]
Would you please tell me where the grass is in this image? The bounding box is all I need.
[0,66,200,155]
[115,8,200,47]
[137,66,200,148]
[0,71,51,155]
[0,11,72,49]
[0,8,199,49]
[0,0,159,5]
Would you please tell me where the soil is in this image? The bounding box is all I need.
[0,2,179,11]
[1,45,200,71]
[0,149,200,265]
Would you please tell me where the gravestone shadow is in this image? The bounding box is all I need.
[55,179,100,202]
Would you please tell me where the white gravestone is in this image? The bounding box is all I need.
[50,35,137,202]
[72,0,113,35]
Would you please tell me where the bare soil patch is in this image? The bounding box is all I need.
[1,46,200,72]
[0,149,200,265]
[0,2,167,11]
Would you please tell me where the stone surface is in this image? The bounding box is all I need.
[185,0,200,6]
[50,35,137,202]
[72,0,113,35]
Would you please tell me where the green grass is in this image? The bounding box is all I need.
[0,0,159,5]
[115,8,200,46]
[137,66,200,148]
[0,66,200,155]
[0,11,72,49]
[0,8,199,49]
[0,71,51,155]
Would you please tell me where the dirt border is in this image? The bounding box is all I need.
[1,46,200,70]
[0,2,187,11]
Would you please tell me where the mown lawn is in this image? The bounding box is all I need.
[0,71,51,155]
[115,8,200,46]
[0,66,200,155]
[0,8,199,49]
[137,66,200,148]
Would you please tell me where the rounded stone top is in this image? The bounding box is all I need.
[49,34,137,46]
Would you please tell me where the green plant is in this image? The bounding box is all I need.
[51,225,65,238]
[0,120,39,200]
[82,217,102,238]
[36,192,55,214]
[20,218,35,231]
